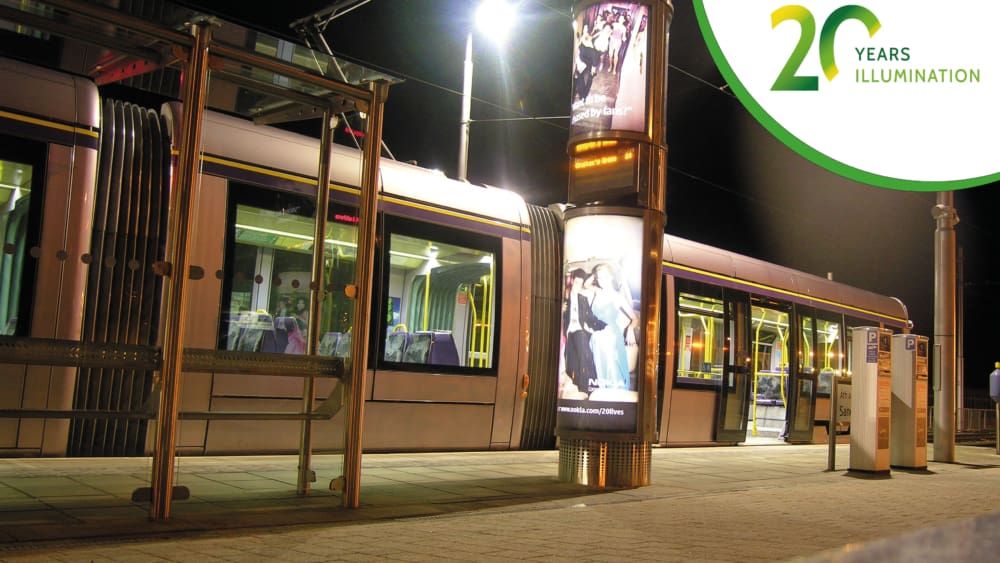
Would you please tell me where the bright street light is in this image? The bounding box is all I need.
[458,0,517,182]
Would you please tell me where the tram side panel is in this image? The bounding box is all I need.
[162,108,530,454]
[0,59,99,456]
[657,285,908,445]
[658,269,723,445]
[491,235,528,448]
[363,201,526,452]
[172,173,225,454]
[26,142,99,455]
[174,172,345,455]
[491,231,534,449]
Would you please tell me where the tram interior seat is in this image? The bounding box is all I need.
[227,311,277,352]
[317,331,352,358]
[320,331,341,356]
[755,397,785,407]
[390,330,460,366]
[334,332,352,358]
[755,373,786,407]
[385,330,412,361]
[260,317,297,354]
[426,332,460,365]
[402,332,431,363]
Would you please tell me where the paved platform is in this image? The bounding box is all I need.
[1,443,999,561]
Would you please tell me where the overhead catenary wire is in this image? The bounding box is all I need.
[287,0,987,244]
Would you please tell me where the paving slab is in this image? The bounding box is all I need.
[0,444,998,561]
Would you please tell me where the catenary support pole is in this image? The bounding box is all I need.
[932,191,958,463]
[457,33,473,182]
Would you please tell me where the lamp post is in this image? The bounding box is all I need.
[457,0,517,182]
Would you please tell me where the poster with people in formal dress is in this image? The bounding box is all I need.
[570,2,650,139]
[557,213,643,434]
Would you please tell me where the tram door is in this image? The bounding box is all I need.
[786,307,819,443]
[715,290,752,442]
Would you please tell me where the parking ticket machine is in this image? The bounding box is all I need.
[890,334,929,469]
[850,327,892,473]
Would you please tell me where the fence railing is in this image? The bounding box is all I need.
[928,406,996,438]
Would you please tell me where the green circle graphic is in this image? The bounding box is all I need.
[692,0,1000,191]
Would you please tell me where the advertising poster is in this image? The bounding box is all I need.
[557,214,643,434]
[570,2,650,139]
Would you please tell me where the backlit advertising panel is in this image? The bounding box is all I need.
[570,1,651,140]
[557,213,643,434]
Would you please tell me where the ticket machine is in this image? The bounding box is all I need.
[850,327,892,474]
[890,334,928,469]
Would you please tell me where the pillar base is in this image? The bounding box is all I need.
[558,438,650,488]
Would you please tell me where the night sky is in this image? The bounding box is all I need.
[184,0,1000,393]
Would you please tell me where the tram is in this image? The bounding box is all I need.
[0,54,909,457]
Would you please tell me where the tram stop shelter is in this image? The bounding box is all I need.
[0,0,400,519]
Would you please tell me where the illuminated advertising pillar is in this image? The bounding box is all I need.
[558,0,672,488]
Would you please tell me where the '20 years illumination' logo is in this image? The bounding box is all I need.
[695,0,998,190]
[771,4,880,90]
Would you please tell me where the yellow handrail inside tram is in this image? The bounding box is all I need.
[422,271,430,331]
[478,264,494,368]
[467,284,480,366]
[781,326,789,406]
[700,316,712,368]
[751,308,765,436]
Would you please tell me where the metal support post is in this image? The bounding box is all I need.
[957,245,964,432]
[342,80,388,508]
[828,375,838,471]
[149,17,214,521]
[297,109,336,495]
[932,191,958,463]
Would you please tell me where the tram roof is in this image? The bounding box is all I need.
[663,234,910,327]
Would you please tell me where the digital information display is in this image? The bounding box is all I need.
[569,140,638,205]
[556,213,643,434]
[570,1,651,140]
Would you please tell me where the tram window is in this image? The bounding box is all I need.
[218,184,358,356]
[751,305,790,404]
[379,217,500,373]
[816,318,843,395]
[0,139,45,337]
[799,313,816,375]
[675,291,724,385]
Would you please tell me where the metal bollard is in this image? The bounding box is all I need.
[989,362,1000,455]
